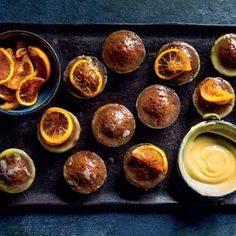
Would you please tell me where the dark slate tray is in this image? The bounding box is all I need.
[1,23,236,209]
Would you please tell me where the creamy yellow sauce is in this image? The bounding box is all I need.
[184,134,236,186]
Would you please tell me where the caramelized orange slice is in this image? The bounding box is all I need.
[0,100,19,110]
[200,78,234,105]
[16,47,27,58]
[69,59,103,97]
[0,48,14,85]
[16,77,44,106]
[131,144,168,171]
[39,107,73,146]
[28,46,51,81]
[5,48,14,57]
[5,55,34,90]
[154,48,192,80]
[0,85,16,102]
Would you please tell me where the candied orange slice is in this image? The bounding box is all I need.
[200,78,234,105]
[0,48,14,85]
[69,59,103,97]
[5,55,35,90]
[16,47,27,58]
[0,85,16,102]
[40,107,73,146]
[16,77,44,106]
[131,144,168,170]
[0,100,19,110]
[5,48,13,57]
[28,46,51,81]
[154,48,192,80]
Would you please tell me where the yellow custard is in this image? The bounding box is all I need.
[184,134,236,187]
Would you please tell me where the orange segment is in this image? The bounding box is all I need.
[200,78,235,105]
[132,144,168,171]
[69,59,103,97]
[28,46,51,81]
[39,107,73,146]
[0,48,14,85]
[0,100,19,110]
[154,48,192,80]
[16,77,44,106]
[5,55,34,90]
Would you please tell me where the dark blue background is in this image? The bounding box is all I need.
[1,0,236,235]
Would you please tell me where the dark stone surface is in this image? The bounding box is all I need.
[0,0,236,235]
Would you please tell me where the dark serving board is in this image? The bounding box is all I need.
[1,23,236,209]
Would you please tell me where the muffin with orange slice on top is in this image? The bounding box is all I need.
[123,143,168,190]
[37,107,81,153]
[63,55,107,99]
[154,41,200,85]
[0,43,51,111]
[193,77,235,118]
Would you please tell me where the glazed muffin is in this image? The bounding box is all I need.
[0,148,35,193]
[211,34,236,76]
[102,30,146,73]
[63,151,107,194]
[92,103,136,147]
[193,77,235,118]
[154,41,200,85]
[63,55,107,99]
[136,84,181,129]
[124,143,168,190]
[38,107,81,153]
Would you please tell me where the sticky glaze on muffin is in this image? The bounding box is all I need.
[0,148,35,193]
[123,143,168,190]
[136,85,180,129]
[92,103,136,147]
[63,151,107,194]
[102,30,146,73]
[193,77,235,118]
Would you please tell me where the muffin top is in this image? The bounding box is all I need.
[0,153,31,188]
[63,151,107,194]
[136,85,180,129]
[211,34,236,77]
[217,35,236,69]
[102,30,146,73]
[0,148,35,193]
[92,103,136,147]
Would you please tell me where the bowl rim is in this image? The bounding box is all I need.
[178,119,236,198]
[0,29,61,116]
